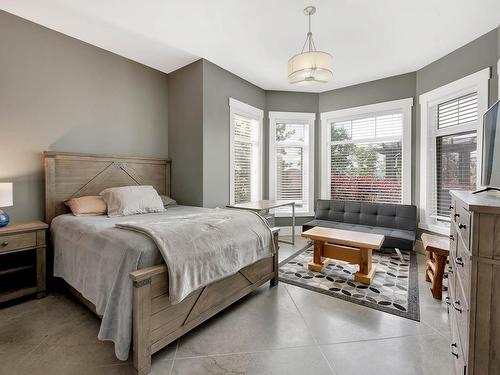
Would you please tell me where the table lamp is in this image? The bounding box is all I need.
[0,183,13,227]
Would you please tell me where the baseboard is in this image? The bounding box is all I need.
[414,239,425,255]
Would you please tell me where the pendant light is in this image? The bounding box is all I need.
[288,6,333,84]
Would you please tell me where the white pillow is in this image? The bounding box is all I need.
[100,186,165,217]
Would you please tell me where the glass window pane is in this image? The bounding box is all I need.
[435,131,477,217]
[330,141,402,203]
[276,123,305,142]
[276,147,304,203]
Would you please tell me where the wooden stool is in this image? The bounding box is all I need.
[421,233,450,300]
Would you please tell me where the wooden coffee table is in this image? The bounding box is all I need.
[302,227,384,285]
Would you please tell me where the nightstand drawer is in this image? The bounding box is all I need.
[0,232,37,254]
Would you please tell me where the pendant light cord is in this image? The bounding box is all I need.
[301,11,315,53]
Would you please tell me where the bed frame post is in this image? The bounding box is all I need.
[132,278,152,375]
[271,229,280,287]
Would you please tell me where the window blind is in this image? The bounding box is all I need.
[329,113,403,203]
[233,115,255,204]
[276,147,304,202]
[269,114,315,216]
[275,123,308,210]
[437,93,478,129]
[429,92,479,220]
[434,132,477,219]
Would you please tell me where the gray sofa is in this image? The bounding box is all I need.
[302,200,417,251]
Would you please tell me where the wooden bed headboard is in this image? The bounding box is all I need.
[44,151,171,223]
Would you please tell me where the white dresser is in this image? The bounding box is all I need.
[448,190,500,375]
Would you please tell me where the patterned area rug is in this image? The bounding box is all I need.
[279,245,420,321]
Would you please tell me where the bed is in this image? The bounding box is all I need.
[44,151,279,375]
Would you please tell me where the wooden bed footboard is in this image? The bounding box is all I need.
[129,230,280,375]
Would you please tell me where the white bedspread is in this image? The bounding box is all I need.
[116,209,274,304]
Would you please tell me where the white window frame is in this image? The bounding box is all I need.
[419,68,490,235]
[229,98,264,205]
[268,111,316,217]
[320,98,413,204]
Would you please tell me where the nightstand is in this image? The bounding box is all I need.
[0,221,48,303]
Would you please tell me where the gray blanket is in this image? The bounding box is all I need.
[52,206,274,361]
[116,208,275,304]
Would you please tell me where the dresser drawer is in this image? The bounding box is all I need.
[455,205,471,250]
[455,238,471,301]
[447,257,457,303]
[449,306,467,375]
[449,222,459,260]
[450,196,458,222]
[453,275,470,362]
[0,232,37,254]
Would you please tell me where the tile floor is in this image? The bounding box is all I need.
[0,236,453,375]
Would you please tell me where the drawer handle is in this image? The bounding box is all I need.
[459,223,467,230]
[449,205,454,210]
[450,343,459,359]
[453,300,463,314]
[449,234,454,241]
[445,296,451,306]
[447,265,454,274]
[1,241,8,247]
[454,213,460,218]
[455,257,464,267]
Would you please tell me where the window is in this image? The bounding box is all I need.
[269,112,315,216]
[229,98,263,204]
[320,98,413,205]
[419,68,489,234]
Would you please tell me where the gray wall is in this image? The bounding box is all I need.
[414,28,499,205]
[202,60,266,208]
[498,26,500,59]
[3,10,498,228]
[168,60,204,206]
[416,29,498,100]
[319,73,417,113]
[0,11,169,222]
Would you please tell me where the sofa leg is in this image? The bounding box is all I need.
[395,248,405,262]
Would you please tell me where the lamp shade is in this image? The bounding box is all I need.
[0,183,13,208]
[288,51,333,84]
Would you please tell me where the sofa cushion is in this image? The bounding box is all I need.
[314,200,417,232]
[302,219,416,250]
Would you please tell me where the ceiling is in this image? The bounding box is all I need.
[1,0,499,93]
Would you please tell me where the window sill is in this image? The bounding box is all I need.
[418,222,450,236]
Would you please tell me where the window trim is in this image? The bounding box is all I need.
[229,98,264,205]
[268,111,316,217]
[419,68,490,235]
[320,98,413,205]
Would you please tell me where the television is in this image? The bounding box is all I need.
[480,99,500,192]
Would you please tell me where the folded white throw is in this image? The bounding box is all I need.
[116,208,275,304]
